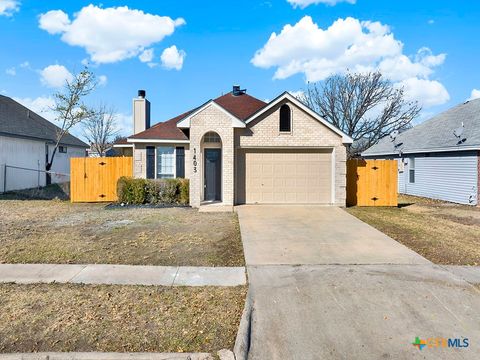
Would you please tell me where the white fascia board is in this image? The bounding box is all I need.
[362,145,480,157]
[176,101,246,128]
[112,144,133,148]
[127,138,190,144]
[245,92,353,144]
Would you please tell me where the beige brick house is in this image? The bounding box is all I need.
[116,87,353,208]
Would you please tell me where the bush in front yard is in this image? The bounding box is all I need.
[117,177,189,205]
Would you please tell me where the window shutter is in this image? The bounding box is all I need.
[146,146,155,179]
[176,147,185,178]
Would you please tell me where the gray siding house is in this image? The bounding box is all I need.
[0,95,88,192]
[363,99,480,206]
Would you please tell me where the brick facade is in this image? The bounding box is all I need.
[236,99,347,206]
[189,104,235,207]
[132,99,348,207]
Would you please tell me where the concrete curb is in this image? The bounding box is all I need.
[0,353,212,360]
[0,264,246,287]
[233,290,253,360]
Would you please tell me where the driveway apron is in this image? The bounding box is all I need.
[236,205,480,360]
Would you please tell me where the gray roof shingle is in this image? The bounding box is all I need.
[363,98,480,156]
[0,95,88,147]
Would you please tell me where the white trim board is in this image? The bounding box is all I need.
[363,145,480,157]
[244,92,353,144]
[112,144,133,148]
[176,101,246,128]
[127,138,190,144]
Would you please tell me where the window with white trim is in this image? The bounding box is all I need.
[156,146,175,179]
[409,158,415,183]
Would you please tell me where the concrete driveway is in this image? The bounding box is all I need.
[236,206,480,360]
[237,205,428,265]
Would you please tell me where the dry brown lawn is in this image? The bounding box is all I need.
[0,283,246,353]
[0,199,244,266]
[346,195,480,265]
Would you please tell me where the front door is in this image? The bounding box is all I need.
[204,149,222,201]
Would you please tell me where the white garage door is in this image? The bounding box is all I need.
[245,149,332,204]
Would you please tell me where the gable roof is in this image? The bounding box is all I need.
[129,109,193,140]
[363,98,480,156]
[126,89,352,144]
[128,91,266,140]
[213,92,267,120]
[0,95,88,147]
[245,92,353,144]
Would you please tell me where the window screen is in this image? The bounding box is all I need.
[157,146,175,178]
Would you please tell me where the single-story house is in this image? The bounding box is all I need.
[363,99,480,206]
[0,95,88,192]
[115,87,353,208]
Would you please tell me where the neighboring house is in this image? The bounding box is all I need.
[363,99,480,206]
[115,87,353,208]
[87,145,118,157]
[0,95,88,192]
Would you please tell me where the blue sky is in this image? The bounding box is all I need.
[1,0,479,138]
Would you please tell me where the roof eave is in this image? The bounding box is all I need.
[127,138,190,144]
[245,92,353,144]
[362,145,480,157]
[176,100,246,129]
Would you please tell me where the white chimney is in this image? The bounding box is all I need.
[133,90,150,134]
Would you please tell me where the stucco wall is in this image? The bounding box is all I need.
[189,104,235,207]
[236,100,347,206]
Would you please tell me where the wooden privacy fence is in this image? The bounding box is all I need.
[346,159,398,207]
[70,157,133,202]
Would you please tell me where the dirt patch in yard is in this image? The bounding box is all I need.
[346,195,480,265]
[0,200,244,266]
[0,283,246,353]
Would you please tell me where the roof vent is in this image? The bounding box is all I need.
[138,89,146,98]
[232,85,246,96]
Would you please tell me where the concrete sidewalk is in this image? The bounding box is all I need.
[0,264,246,287]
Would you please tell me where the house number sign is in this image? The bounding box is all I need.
[193,148,198,173]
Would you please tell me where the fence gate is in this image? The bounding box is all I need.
[346,159,398,207]
[70,157,133,202]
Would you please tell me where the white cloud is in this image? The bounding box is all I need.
[14,96,56,121]
[39,9,70,34]
[113,113,133,136]
[98,75,108,86]
[398,78,450,108]
[287,0,355,8]
[467,89,480,101]
[428,19,435,25]
[39,5,185,64]
[19,61,30,68]
[40,64,73,88]
[252,16,449,108]
[5,67,15,76]
[0,0,19,16]
[160,45,186,70]
[289,90,305,99]
[139,48,154,63]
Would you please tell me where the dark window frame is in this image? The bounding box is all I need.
[279,104,291,132]
[58,146,67,153]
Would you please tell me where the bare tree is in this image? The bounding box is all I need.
[83,105,118,157]
[47,67,97,171]
[299,71,421,157]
